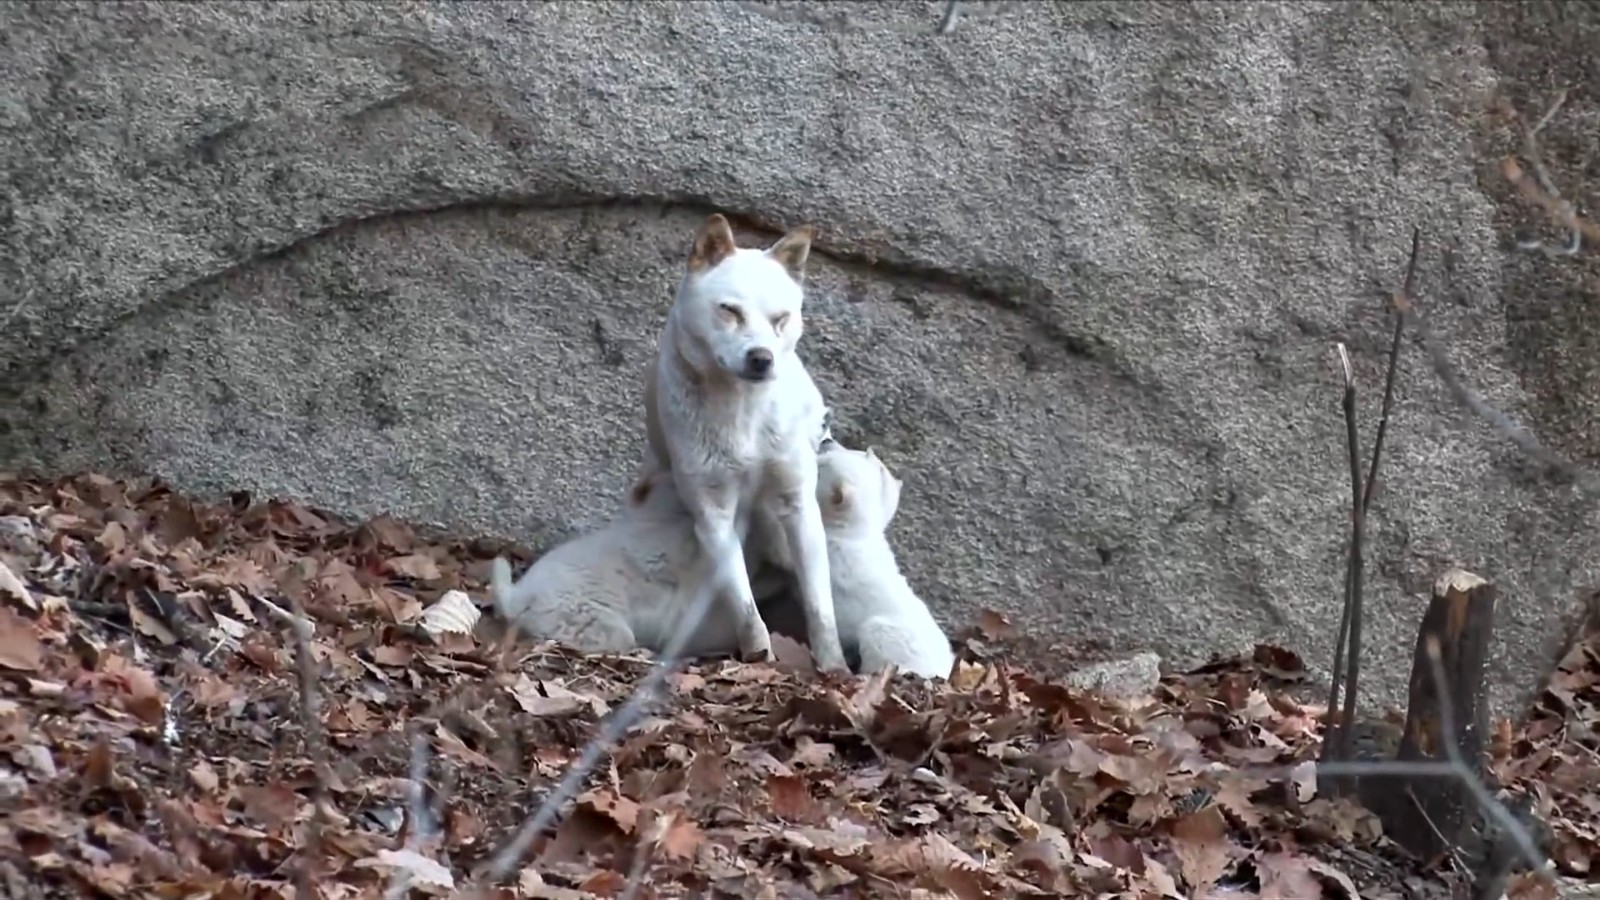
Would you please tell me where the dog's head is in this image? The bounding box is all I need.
[816,442,904,534]
[676,213,815,384]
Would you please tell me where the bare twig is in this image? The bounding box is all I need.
[1334,344,1366,762]
[384,733,435,900]
[289,594,333,899]
[472,575,718,886]
[1503,90,1594,258]
[1363,227,1420,515]
[1326,229,1417,756]
[619,814,662,900]
[1423,636,1549,883]
[937,1,962,34]
[1392,277,1600,497]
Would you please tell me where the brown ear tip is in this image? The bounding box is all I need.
[629,477,654,505]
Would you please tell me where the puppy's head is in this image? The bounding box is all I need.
[816,443,903,534]
[679,213,815,384]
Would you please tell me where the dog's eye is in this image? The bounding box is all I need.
[771,313,790,332]
[718,303,744,324]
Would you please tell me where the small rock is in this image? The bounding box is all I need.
[1059,652,1162,700]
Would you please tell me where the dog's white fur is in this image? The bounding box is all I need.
[488,471,743,658]
[783,441,954,679]
[489,440,952,680]
[639,214,846,670]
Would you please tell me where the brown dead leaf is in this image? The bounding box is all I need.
[0,605,43,671]
[766,774,818,823]
[0,560,36,612]
[128,600,178,645]
[643,807,703,861]
[1257,851,1324,900]
[386,553,442,582]
[579,788,640,834]
[97,520,129,554]
[1169,806,1233,893]
[577,869,627,896]
[239,783,303,831]
[1506,872,1561,900]
[100,654,165,725]
[770,632,817,677]
[974,607,1016,640]
[189,760,220,795]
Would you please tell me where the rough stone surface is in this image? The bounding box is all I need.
[4,1,1598,716]
[1059,653,1164,702]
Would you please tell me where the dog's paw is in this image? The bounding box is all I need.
[811,645,851,674]
[738,630,774,664]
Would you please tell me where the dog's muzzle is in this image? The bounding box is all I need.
[741,347,776,381]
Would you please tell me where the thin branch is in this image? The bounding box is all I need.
[937,1,962,34]
[1502,90,1592,257]
[384,733,435,900]
[471,571,720,886]
[1332,343,1366,762]
[1327,229,1417,752]
[1423,636,1548,882]
[289,593,333,899]
[1362,226,1419,515]
[1392,283,1600,497]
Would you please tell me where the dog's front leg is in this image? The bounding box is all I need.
[768,459,848,672]
[677,476,773,662]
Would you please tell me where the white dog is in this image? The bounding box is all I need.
[760,440,955,679]
[488,471,742,658]
[640,213,846,671]
[489,437,950,681]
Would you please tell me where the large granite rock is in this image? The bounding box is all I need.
[4,1,1597,714]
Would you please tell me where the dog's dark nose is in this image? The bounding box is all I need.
[745,348,774,377]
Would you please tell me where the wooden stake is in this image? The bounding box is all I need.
[1359,568,1496,861]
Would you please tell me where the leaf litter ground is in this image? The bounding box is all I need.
[0,472,1594,899]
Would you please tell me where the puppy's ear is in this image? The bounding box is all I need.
[881,471,903,524]
[689,214,737,272]
[628,475,656,507]
[767,224,815,281]
[829,479,853,511]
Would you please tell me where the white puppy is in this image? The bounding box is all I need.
[758,440,955,680]
[488,472,740,658]
[640,213,846,671]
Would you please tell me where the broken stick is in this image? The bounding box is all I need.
[1360,569,1495,862]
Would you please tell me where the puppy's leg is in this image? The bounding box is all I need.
[856,616,952,680]
[768,456,848,671]
[677,475,773,661]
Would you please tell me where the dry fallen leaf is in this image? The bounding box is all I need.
[0,605,44,671]
[0,560,37,612]
[420,589,480,638]
[3,468,1594,898]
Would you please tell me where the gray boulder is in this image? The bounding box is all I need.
[4,0,1597,715]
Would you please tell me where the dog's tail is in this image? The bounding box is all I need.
[489,556,516,616]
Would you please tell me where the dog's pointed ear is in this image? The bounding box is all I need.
[767,224,815,281]
[689,214,737,272]
[628,474,656,507]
